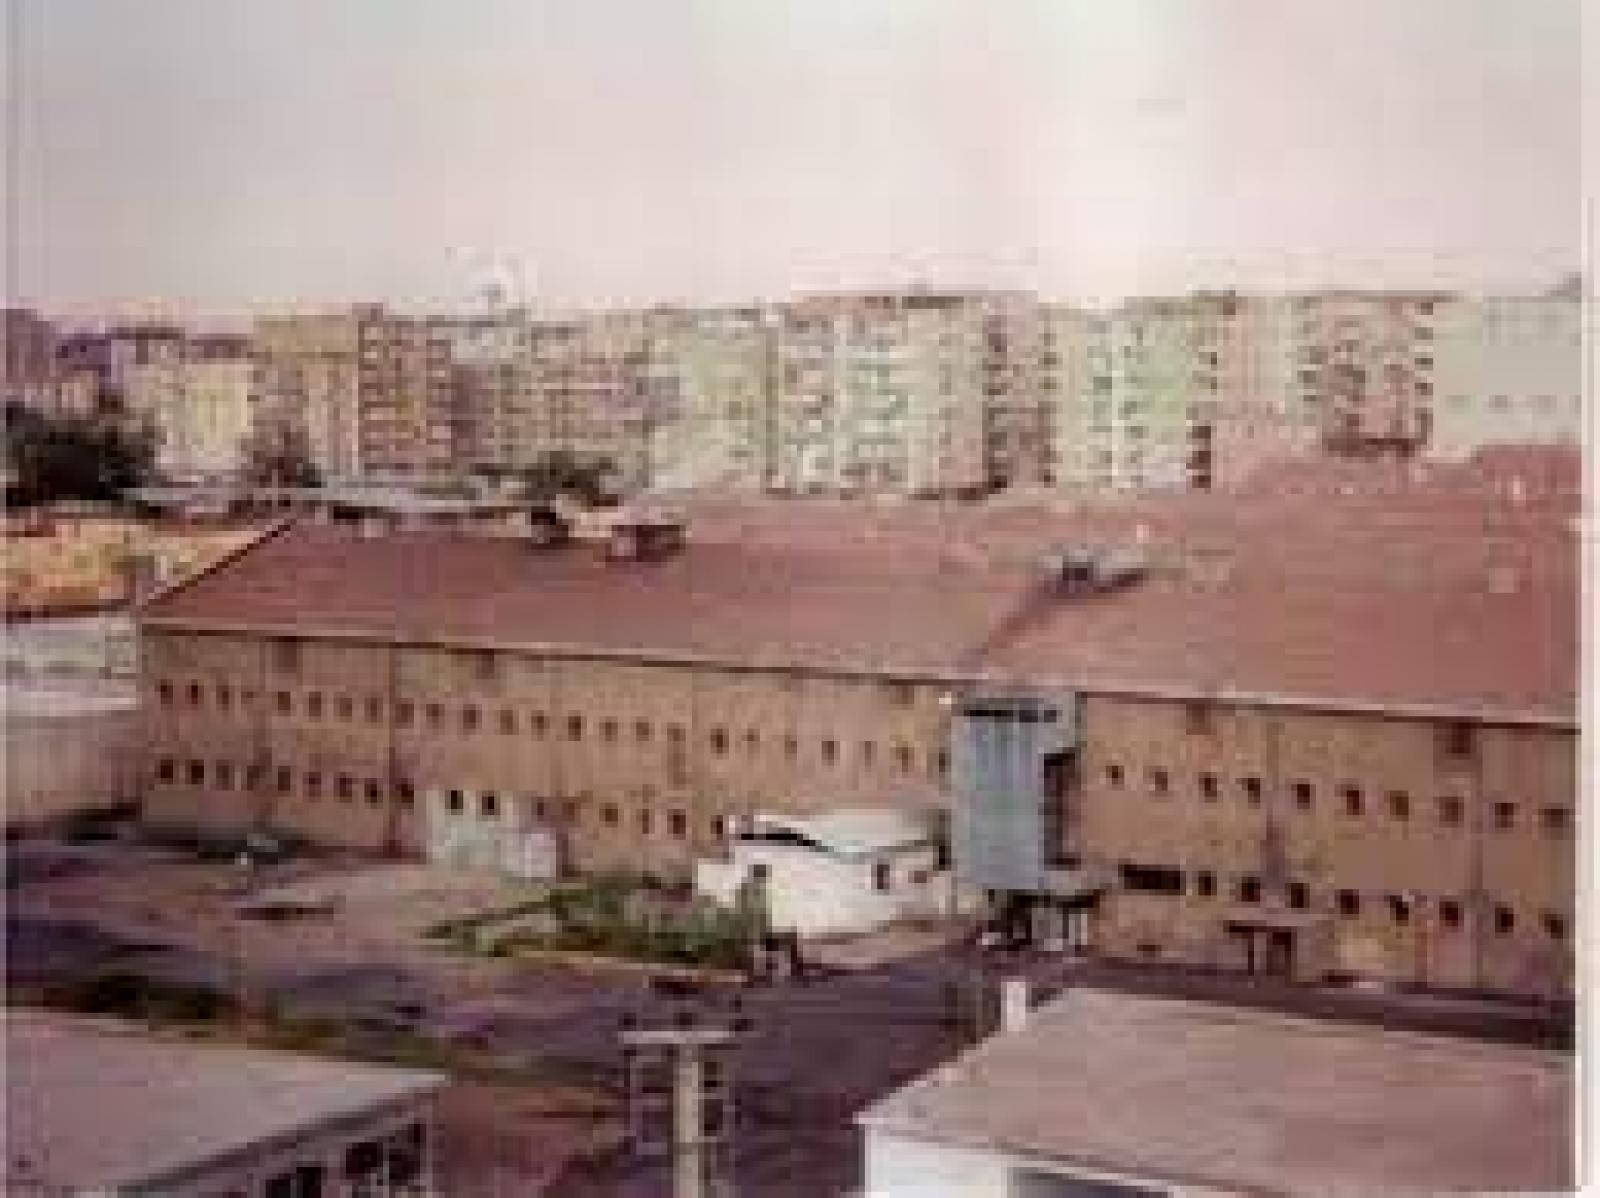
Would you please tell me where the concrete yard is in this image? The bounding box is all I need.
[3,836,1575,1195]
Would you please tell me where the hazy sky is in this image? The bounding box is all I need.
[8,0,1581,314]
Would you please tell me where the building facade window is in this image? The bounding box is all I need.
[480,793,498,818]
[1199,773,1219,800]
[1341,786,1363,816]
[669,810,688,838]
[1387,790,1410,820]
[1149,768,1170,795]
[1438,899,1462,929]
[1542,806,1570,836]
[1493,801,1516,831]
[1236,877,1261,904]
[567,715,584,741]
[1292,781,1314,809]
[499,708,517,734]
[1437,795,1464,826]
[1336,890,1361,917]
[1494,905,1515,935]
[1241,776,1262,804]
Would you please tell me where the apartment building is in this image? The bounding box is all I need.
[251,311,363,480]
[1430,295,1584,461]
[2,308,58,409]
[442,310,536,475]
[1051,299,1203,493]
[647,305,774,492]
[353,306,461,479]
[136,451,1577,1001]
[124,334,254,481]
[769,291,989,496]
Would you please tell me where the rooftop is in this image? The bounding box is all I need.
[4,1010,445,1193]
[139,451,1580,722]
[858,989,1573,1195]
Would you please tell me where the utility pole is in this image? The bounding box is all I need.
[621,1013,743,1198]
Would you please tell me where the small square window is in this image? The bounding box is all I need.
[1194,871,1216,897]
[1287,882,1309,910]
[894,743,914,772]
[186,682,203,706]
[336,695,354,721]
[861,740,876,766]
[602,804,619,826]
[1106,764,1125,787]
[1492,801,1516,831]
[366,697,383,724]
[710,728,729,755]
[1236,877,1261,904]
[306,691,324,719]
[821,739,838,764]
[1438,899,1462,929]
[530,711,548,737]
[394,701,414,727]
[1543,912,1567,940]
[1387,790,1410,820]
[217,685,233,710]
[447,789,465,813]
[1494,905,1515,935]
[1336,890,1361,917]
[187,759,206,785]
[462,706,480,733]
[1341,786,1363,817]
[1199,773,1219,800]
[499,708,517,734]
[635,719,652,743]
[157,758,176,782]
[1437,795,1464,826]
[1542,806,1570,836]
[364,780,382,804]
[601,719,618,742]
[783,734,799,760]
[480,793,498,818]
[567,715,584,741]
[426,703,444,728]
[306,771,323,798]
[1149,768,1170,795]
[1292,781,1314,809]
[275,766,292,793]
[667,725,685,744]
[158,681,174,706]
[393,780,415,806]
[669,809,688,838]
[639,807,653,834]
[336,775,354,800]
[1387,894,1412,924]
[1241,776,1262,804]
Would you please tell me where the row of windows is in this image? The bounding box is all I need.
[156,684,945,774]
[156,759,723,840]
[1120,864,1567,940]
[1104,764,1569,836]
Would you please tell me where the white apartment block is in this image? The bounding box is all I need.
[1051,299,1201,493]
[770,292,989,497]
[1430,295,1584,461]
[124,337,254,482]
[649,305,773,493]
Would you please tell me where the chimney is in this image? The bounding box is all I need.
[1000,977,1030,1033]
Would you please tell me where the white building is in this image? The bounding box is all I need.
[126,339,255,482]
[695,805,947,937]
[6,1009,444,1197]
[1430,295,1584,461]
[859,988,1571,1198]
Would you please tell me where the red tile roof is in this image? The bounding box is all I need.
[141,470,1579,722]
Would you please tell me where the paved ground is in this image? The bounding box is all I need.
[4,838,1574,1196]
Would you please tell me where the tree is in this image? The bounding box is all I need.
[3,402,157,507]
[240,421,321,488]
[518,450,614,506]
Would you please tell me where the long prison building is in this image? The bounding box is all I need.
[136,451,1578,1000]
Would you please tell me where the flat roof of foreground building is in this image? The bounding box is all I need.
[858,988,1573,1195]
[4,1009,445,1194]
[138,452,1579,724]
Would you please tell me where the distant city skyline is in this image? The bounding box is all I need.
[9,0,1580,316]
